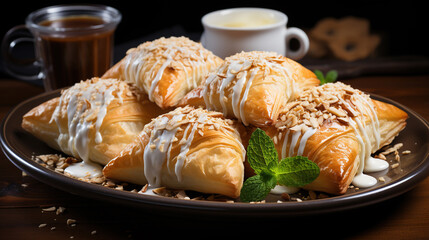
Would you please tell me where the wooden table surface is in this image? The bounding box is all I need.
[1,74,429,239]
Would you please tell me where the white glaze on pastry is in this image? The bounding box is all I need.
[103,106,246,198]
[274,82,388,189]
[141,106,245,187]
[122,36,220,103]
[202,51,298,126]
[50,78,126,162]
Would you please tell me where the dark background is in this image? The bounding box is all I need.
[1,0,429,78]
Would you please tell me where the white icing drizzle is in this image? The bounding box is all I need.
[350,114,387,188]
[239,68,258,126]
[141,107,245,188]
[297,127,317,156]
[279,127,317,159]
[231,68,247,120]
[203,64,227,111]
[275,82,388,189]
[148,46,176,101]
[175,113,208,181]
[144,116,181,187]
[356,94,381,149]
[50,79,124,163]
[347,95,385,188]
[289,130,301,156]
[202,51,297,126]
[122,37,218,102]
[218,61,243,115]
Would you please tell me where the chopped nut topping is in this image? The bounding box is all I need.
[402,150,411,155]
[42,206,56,212]
[67,219,77,226]
[391,163,400,169]
[56,206,66,215]
[275,82,371,133]
[380,143,403,155]
[38,223,47,228]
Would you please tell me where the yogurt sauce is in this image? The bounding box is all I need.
[349,111,388,188]
[270,185,300,195]
[64,161,103,178]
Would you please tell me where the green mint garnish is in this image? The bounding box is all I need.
[246,127,279,174]
[314,69,338,85]
[240,128,320,202]
[275,156,320,187]
[240,172,276,203]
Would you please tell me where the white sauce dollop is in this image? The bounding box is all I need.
[270,185,300,195]
[64,161,103,179]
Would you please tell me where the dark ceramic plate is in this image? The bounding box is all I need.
[1,89,429,217]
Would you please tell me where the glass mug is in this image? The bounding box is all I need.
[201,8,309,59]
[2,4,121,91]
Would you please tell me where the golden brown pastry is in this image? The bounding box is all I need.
[102,36,223,109]
[255,82,407,195]
[21,77,167,166]
[179,51,320,127]
[310,17,370,44]
[328,34,380,62]
[308,16,380,61]
[103,106,246,198]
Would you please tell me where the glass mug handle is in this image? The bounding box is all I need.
[1,25,42,81]
[285,27,310,60]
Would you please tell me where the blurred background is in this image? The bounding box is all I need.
[1,0,429,81]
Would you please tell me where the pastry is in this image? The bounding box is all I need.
[103,106,246,198]
[102,36,223,109]
[310,16,370,43]
[179,51,320,127]
[308,16,380,61]
[255,82,407,194]
[328,34,380,62]
[21,77,167,166]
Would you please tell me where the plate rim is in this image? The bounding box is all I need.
[1,90,429,217]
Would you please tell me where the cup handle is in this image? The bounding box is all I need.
[285,27,309,60]
[1,25,42,81]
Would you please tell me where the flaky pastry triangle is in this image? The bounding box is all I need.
[102,36,223,109]
[179,51,320,127]
[254,82,408,194]
[103,106,246,198]
[22,78,166,166]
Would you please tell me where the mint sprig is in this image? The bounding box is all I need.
[240,128,320,202]
[314,69,338,85]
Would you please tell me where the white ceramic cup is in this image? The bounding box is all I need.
[201,8,309,59]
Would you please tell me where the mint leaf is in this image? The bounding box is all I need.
[246,128,278,174]
[240,129,320,202]
[314,69,338,85]
[260,169,278,190]
[240,173,276,202]
[325,70,338,83]
[314,70,325,83]
[275,156,320,187]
